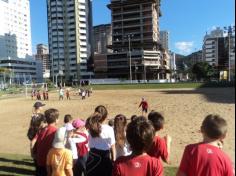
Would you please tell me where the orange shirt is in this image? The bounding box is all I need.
[47,148,73,176]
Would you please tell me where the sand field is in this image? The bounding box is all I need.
[0,88,234,166]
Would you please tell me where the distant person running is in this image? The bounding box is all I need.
[138,98,148,115]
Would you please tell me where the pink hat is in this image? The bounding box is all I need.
[72,119,85,129]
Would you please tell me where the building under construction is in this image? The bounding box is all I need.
[107,0,170,80]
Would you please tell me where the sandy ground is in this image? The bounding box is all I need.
[0,88,234,166]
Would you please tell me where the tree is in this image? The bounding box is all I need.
[191,62,215,81]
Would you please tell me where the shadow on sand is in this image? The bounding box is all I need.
[0,157,34,175]
[148,87,235,104]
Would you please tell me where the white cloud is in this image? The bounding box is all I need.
[175,41,194,55]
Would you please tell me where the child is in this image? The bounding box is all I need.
[66,88,71,100]
[47,127,73,176]
[177,114,235,176]
[59,88,64,101]
[82,90,86,100]
[43,91,46,101]
[32,108,59,176]
[112,116,163,176]
[45,91,49,101]
[69,119,89,176]
[114,114,131,159]
[36,90,41,100]
[147,111,172,164]
[27,102,46,141]
[64,114,74,132]
[86,105,116,176]
[138,98,148,115]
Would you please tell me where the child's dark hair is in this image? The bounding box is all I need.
[45,108,59,124]
[126,116,154,154]
[108,119,114,127]
[114,114,127,148]
[148,111,165,131]
[201,114,227,139]
[95,105,108,120]
[64,114,73,123]
[131,115,138,122]
[87,112,104,137]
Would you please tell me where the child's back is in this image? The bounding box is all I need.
[179,142,234,176]
[113,155,162,176]
[177,114,234,176]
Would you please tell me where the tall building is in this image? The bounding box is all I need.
[186,50,203,66]
[203,27,235,67]
[93,24,112,78]
[93,24,112,54]
[0,0,32,58]
[160,31,169,51]
[35,44,50,78]
[47,0,93,83]
[107,0,169,80]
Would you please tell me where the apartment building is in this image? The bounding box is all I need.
[47,0,93,83]
[203,27,235,68]
[107,0,170,80]
[93,24,112,54]
[93,24,112,78]
[160,31,169,51]
[0,0,32,58]
[0,57,43,83]
[35,44,50,78]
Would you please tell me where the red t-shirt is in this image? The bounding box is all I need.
[35,125,57,166]
[112,154,163,176]
[139,101,148,109]
[178,143,235,176]
[148,136,168,162]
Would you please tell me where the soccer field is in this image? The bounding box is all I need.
[0,87,234,168]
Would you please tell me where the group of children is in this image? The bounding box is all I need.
[27,102,234,176]
[31,89,49,101]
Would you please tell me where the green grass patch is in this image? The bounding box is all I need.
[0,153,177,176]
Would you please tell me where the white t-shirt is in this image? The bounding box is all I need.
[68,135,87,159]
[89,124,115,151]
[116,142,132,159]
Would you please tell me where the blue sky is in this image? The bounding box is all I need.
[30,0,235,55]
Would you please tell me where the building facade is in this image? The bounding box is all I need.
[203,26,235,80]
[93,24,112,54]
[93,24,112,78]
[186,50,203,66]
[0,57,43,84]
[160,31,169,51]
[35,44,50,78]
[0,0,32,58]
[107,0,169,80]
[47,0,93,83]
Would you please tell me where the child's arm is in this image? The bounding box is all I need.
[164,135,172,163]
[111,144,116,162]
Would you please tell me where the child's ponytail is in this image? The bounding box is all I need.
[87,113,103,137]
